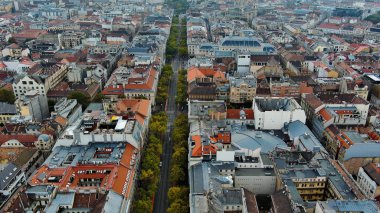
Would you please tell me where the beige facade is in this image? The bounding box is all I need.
[293,177,327,201]
[42,64,68,92]
[230,82,256,103]
[0,114,15,123]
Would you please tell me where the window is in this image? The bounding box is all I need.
[22,81,27,85]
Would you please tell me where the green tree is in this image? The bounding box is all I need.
[68,91,91,110]
[178,47,188,57]
[93,93,105,103]
[167,200,188,213]
[172,147,187,168]
[168,186,189,204]
[170,164,186,184]
[7,37,17,44]
[365,12,380,24]
[0,89,15,104]
[133,199,152,213]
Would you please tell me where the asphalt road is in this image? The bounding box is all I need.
[153,22,183,213]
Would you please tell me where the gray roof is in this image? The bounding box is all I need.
[215,189,242,205]
[84,103,104,112]
[221,36,261,47]
[0,163,21,190]
[38,134,50,142]
[45,193,75,213]
[275,151,356,207]
[317,200,380,213]
[0,102,17,114]
[344,143,380,161]
[255,97,299,112]
[103,191,123,213]
[235,168,275,177]
[287,120,326,153]
[215,50,234,58]
[232,131,287,153]
[26,185,55,196]
[46,143,128,168]
[230,77,257,88]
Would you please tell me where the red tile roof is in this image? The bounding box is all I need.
[300,82,313,94]
[30,143,138,199]
[227,109,254,120]
[303,94,323,110]
[319,23,340,30]
[102,67,157,95]
[0,134,38,147]
[115,99,150,125]
[191,135,217,157]
[0,61,7,69]
[13,29,48,39]
[112,143,136,198]
[187,66,226,83]
[318,108,332,122]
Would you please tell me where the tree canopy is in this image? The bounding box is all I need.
[0,89,15,104]
[68,91,91,110]
[365,12,380,24]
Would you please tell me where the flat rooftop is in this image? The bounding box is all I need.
[235,168,275,177]
[255,97,301,112]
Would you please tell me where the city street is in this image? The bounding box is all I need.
[153,21,184,213]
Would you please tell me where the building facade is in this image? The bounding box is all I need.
[253,97,306,130]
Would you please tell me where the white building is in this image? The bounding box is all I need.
[236,54,251,74]
[12,75,46,98]
[357,163,380,199]
[253,97,306,130]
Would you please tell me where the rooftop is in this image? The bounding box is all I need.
[317,200,379,213]
[220,36,261,47]
[0,102,17,114]
[226,109,254,120]
[344,143,380,161]
[235,168,275,177]
[254,97,302,112]
[30,143,138,198]
[45,193,75,213]
[0,163,20,190]
[286,120,326,153]
[316,93,369,105]
[232,130,287,153]
[363,163,380,186]
[274,151,357,207]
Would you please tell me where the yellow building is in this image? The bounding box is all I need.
[229,77,256,103]
[0,2,13,13]
[327,70,339,78]
[293,177,327,201]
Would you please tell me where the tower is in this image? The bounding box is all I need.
[238,0,258,20]
[253,0,257,18]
